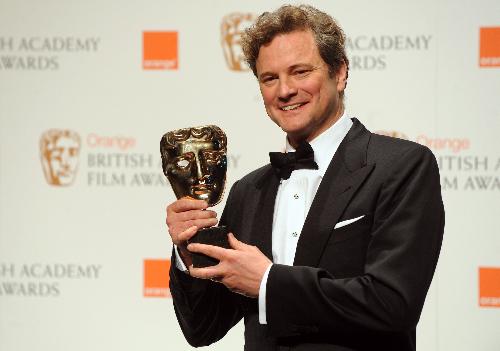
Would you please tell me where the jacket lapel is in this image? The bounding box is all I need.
[293,119,375,267]
[248,166,280,261]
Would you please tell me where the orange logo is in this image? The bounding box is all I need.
[374,130,409,140]
[479,267,500,307]
[221,13,257,71]
[144,259,171,298]
[143,31,178,70]
[479,27,500,67]
[40,129,81,186]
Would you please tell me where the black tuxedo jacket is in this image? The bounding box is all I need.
[169,119,444,351]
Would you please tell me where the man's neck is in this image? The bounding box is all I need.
[287,106,345,149]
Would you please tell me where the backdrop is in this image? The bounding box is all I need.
[1,0,499,350]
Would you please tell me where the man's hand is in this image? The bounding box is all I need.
[188,233,272,298]
[166,198,218,266]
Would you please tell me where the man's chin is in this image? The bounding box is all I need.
[281,124,312,140]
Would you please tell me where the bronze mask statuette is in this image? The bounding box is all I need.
[160,125,230,268]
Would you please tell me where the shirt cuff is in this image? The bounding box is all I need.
[173,244,189,272]
[258,263,273,325]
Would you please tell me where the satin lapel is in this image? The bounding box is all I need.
[293,119,375,267]
[249,167,280,261]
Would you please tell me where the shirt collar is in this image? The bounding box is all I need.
[285,112,353,177]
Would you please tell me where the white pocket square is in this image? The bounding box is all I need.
[334,215,365,229]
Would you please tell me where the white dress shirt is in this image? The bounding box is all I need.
[258,113,352,324]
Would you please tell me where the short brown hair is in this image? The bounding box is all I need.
[241,4,349,82]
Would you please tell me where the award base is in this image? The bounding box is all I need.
[187,226,229,268]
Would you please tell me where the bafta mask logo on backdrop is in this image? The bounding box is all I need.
[221,13,257,71]
[143,259,171,298]
[40,129,81,186]
[143,31,178,70]
[479,27,500,67]
[478,267,500,307]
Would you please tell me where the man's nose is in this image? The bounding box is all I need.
[278,76,297,100]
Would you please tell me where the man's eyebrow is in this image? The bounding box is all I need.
[289,63,314,69]
[258,63,318,79]
[290,63,322,72]
[258,71,276,80]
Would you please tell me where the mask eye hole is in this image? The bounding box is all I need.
[176,159,190,168]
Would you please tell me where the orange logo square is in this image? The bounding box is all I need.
[143,31,178,70]
[144,259,171,298]
[479,267,500,307]
[479,27,500,67]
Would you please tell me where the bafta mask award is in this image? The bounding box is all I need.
[160,125,230,268]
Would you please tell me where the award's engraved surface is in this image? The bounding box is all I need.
[161,125,229,268]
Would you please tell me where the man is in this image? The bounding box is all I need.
[166,5,444,351]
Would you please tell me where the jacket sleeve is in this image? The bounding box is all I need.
[265,146,445,337]
[169,181,244,347]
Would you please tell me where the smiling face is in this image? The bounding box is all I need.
[256,30,347,147]
[160,126,227,206]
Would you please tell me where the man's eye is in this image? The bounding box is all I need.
[261,77,276,85]
[295,69,311,76]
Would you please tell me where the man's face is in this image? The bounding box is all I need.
[255,30,346,145]
[45,136,80,186]
[165,136,226,206]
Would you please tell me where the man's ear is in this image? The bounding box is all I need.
[336,62,348,92]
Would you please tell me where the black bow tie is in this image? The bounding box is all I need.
[269,141,319,180]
